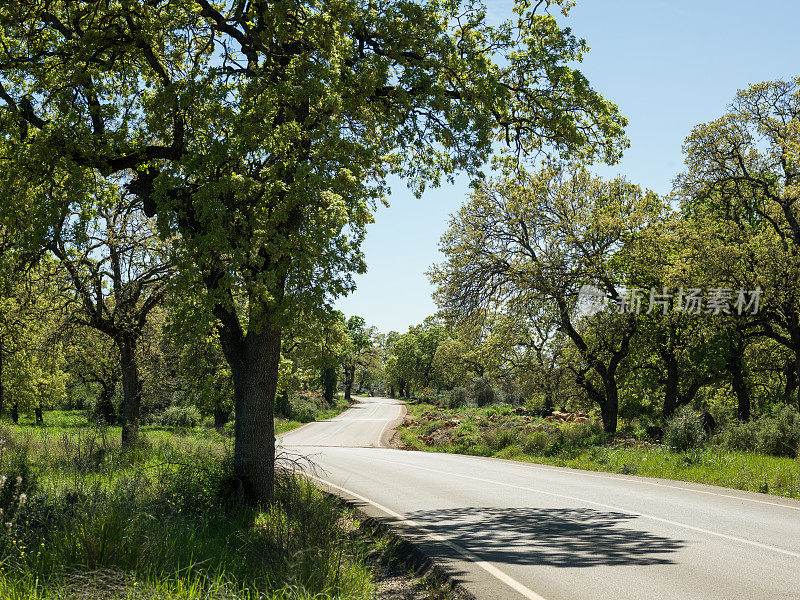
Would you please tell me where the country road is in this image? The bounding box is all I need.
[278,396,800,600]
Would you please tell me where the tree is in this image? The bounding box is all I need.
[48,194,172,446]
[679,77,800,410]
[341,316,377,401]
[431,166,662,433]
[64,324,121,425]
[0,0,625,502]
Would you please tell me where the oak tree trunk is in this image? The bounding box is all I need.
[344,366,354,401]
[662,351,680,420]
[223,328,281,506]
[601,377,619,435]
[118,335,142,446]
[728,355,750,422]
[795,354,800,413]
[0,345,4,418]
[322,366,337,405]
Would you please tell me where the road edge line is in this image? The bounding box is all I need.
[308,473,549,600]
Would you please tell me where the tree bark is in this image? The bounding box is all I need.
[0,345,4,419]
[795,354,800,412]
[117,334,142,446]
[11,402,18,423]
[601,377,619,434]
[214,404,230,429]
[223,328,281,506]
[344,365,354,401]
[389,385,395,399]
[727,354,750,422]
[662,350,680,420]
[321,365,337,405]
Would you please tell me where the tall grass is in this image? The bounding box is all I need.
[0,425,374,600]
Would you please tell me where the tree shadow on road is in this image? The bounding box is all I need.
[404,506,685,568]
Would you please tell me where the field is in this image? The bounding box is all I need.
[400,403,800,499]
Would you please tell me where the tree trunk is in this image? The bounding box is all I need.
[214,404,230,429]
[224,328,281,506]
[662,351,680,420]
[727,355,750,422]
[344,366,354,401]
[600,377,619,435]
[11,402,18,424]
[0,345,4,418]
[794,353,800,413]
[35,405,43,423]
[322,366,337,405]
[389,385,395,398]
[118,335,142,446]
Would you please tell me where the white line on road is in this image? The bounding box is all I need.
[365,455,800,560]
[309,474,549,600]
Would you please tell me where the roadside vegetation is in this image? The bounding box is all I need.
[0,414,451,600]
[400,397,800,499]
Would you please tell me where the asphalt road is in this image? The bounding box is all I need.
[278,396,800,600]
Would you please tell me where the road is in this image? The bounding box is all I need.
[278,396,800,600]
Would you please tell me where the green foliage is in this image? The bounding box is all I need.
[0,426,375,600]
[472,375,500,407]
[664,407,707,452]
[446,387,468,409]
[151,405,203,429]
[720,405,800,458]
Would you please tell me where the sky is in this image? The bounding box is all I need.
[334,0,800,334]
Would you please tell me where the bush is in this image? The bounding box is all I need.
[719,405,800,457]
[446,387,468,409]
[419,387,437,403]
[472,375,500,407]
[291,400,319,423]
[523,430,550,454]
[720,420,760,452]
[484,428,518,451]
[664,406,707,452]
[152,405,202,428]
[274,390,291,418]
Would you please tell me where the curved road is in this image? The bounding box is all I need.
[279,396,800,600]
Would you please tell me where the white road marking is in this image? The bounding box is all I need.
[471,456,800,512]
[309,474,549,600]
[364,455,800,560]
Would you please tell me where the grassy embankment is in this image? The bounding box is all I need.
[0,397,392,600]
[400,402,800,499]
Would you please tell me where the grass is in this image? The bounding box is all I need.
[401,402,800,499]
[0,425,377,600]
[0,397,377,600]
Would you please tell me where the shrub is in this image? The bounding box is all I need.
[523,430,550,454]
[664,406,707,452]
[446,387,468,409]
[484,428,518,451]
[755,405,800,457]
[719,405,800,457]
[719,420,759,452]
[274,390,291,418]
[419,387,437,403]
[472,375,499,407]
[152,405,202,428]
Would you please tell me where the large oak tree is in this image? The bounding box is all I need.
[0,0,625,502]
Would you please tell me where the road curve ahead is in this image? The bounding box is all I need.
[279,397,800,600]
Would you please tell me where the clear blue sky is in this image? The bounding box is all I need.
[335,0,800,334]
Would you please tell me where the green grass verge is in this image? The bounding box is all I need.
[0,419,379,600]
[401,403,800,499]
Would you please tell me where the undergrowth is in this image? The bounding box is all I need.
[0,424,375,600]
